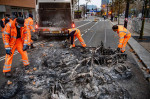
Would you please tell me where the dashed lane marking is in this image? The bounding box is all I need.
[76,21,92,29]
[75,21,98,42]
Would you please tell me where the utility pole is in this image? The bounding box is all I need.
[139,0,148,39]
[124,0,130,28]
[78,0,79,11]
[85,0,90,15]
[111,0,114,21]
[78,0,79,19]
[86,2,88,14]
[107,3,108,18]
[118,1,120,25]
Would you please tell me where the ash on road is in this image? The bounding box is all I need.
[1,41,147,99]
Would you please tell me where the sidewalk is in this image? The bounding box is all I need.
[110,19,150,78]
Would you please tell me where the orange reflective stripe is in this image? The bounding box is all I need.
[3,22,12,48]
[22,60,29,65]
[4,31,10,35]
[5,43,9,45]
[3,69,11,72]
[81,41,85,45]
[4,66,11,69]
[119,37,124,39]
[3,64,11,71]
[5,45,10,48]
[11,36,17,39]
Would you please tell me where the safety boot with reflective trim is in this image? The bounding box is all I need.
[4,72,12,78]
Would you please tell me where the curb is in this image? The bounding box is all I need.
[110,21,150,79]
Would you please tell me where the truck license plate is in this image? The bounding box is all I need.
[52,31,60,33]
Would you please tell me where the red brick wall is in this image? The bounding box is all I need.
[0,0,35,8]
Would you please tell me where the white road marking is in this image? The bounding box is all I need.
[87,31,97,44]
[104,28,107,46]
[110,20,115,25]
[76,21,92,29]
[75,21,98,42]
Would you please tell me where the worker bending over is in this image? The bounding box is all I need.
[67,28,86,48]
[3,17,29,77]
[24,14,35,49]
[112,25,131,53]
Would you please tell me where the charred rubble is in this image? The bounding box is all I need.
[0,41,132,99]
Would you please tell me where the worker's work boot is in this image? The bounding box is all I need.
[116,48,121,53]
[69,45,73,48]
[4,72,12,78]
[121,51,125,53]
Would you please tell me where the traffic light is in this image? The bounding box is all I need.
[102,5,106,8]
[109,11,112,15]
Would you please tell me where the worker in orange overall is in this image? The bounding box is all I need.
[3,17,29,77]
[112,25,131,53]
[24,14,35,49]
[0,14,10,32]
[67,28,86,48]
[1,14,11,43]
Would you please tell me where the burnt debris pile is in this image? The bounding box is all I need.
[0,41,132,99]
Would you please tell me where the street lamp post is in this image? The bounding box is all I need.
[139,0,148,39]
[118,1,120,25]
[78,0,79,11]
[124,0,130,28]
[107,3,108,18]
[111,0,114,21]
[85,0,90,15]
[78,0,79,19]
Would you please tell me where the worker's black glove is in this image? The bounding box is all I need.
[23,45,29,51]
[6,48,12,55]
[117,48,121,52]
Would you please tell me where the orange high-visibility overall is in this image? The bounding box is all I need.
[1,18,5,32]
[117,25,131,52]
[1,18,5,33]
[2,19,13,44]
[1,18,6,43]
[1,18,5,44]
[3,19,29,73]
[68,28,86,47]
[24,17,35,45]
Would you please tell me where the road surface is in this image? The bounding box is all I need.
[0,16,150,99]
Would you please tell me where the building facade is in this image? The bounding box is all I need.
[101,0,111,16]
[101,0,110,5]
[0,0,35,19]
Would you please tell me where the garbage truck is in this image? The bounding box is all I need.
[35,0,74,37]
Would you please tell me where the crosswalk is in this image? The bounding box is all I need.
[99,19,109,21]
[83,19,109,22]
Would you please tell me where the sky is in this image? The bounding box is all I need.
[79,0,102,8]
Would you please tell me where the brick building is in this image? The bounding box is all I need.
[0,0,35,19]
